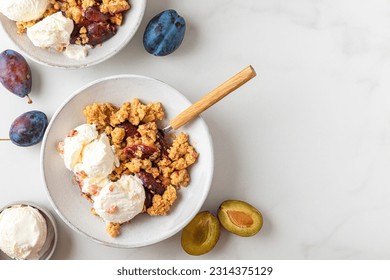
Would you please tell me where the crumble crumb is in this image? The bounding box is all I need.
[106,222,121,237]
[147,185,177,216]
[100,0,130,14]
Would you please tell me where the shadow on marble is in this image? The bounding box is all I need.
[50,217,73,260]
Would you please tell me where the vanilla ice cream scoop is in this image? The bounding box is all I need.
[73,133,119,179]
[27,12,74,51]
[62,124,98,170]
[94,175,146,224]
[0,205,47,260]
[0,0,49,21]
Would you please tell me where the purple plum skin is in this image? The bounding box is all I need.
[0,49,32,98]
[143,9,186,56]
[9,111,48,147]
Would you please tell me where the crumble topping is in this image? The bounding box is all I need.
[79,98,199,236]
[15,0,130,47]
[147,185,177,216]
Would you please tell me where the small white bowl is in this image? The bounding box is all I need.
[0,201,58,260]
[0,0,146,68]
[41,75,214,248]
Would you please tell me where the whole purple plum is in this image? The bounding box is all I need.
[143,9,186,56]
[9,111,48,147]
[0,49,32,103]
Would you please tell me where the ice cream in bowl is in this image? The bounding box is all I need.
[0,201,58,260]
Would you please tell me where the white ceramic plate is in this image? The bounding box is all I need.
[0,0,146,68]
[41,75,214,248]
[0,201,58,260]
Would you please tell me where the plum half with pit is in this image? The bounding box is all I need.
[0,49,32,104]
[9,110,48,147]
[217,200,263,237]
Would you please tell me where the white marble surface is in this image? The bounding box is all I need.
[1,0,390,260]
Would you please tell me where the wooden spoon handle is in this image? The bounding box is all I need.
[170,65,257,130]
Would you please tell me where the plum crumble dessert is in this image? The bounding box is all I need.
[57,99,199,237]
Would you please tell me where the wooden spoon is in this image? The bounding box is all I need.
[162,65,257,134]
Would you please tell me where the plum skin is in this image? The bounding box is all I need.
[143,9,186,56]
[0,49,32,98]
[9,111,48,147]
